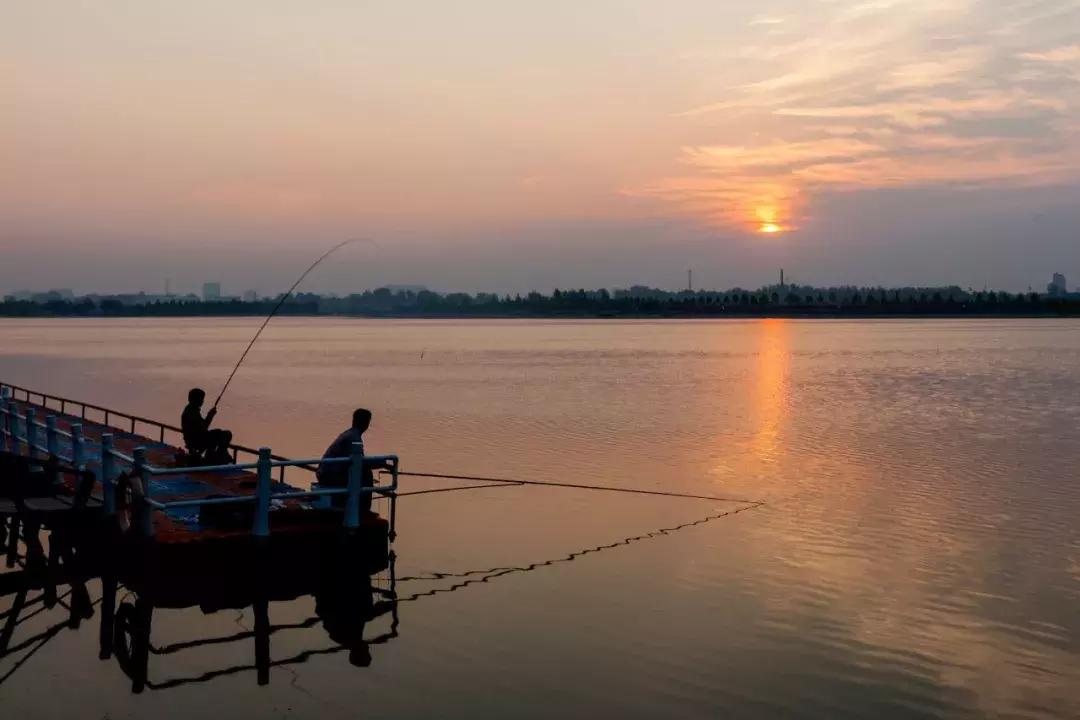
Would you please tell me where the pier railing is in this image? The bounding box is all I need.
[0,381,302,472]
[0,384,398,540]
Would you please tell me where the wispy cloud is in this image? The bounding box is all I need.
[638,0,1080,233]
[1019,44,1080,63]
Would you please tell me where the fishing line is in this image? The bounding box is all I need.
[394,501,764,588]
[212,238,362,409]
[395,481,525,497]
[393,470,760,504]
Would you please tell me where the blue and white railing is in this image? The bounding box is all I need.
[0,385,399,540]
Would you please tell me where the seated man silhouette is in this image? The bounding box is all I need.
[317,408,388,512]
[181,388,233,464]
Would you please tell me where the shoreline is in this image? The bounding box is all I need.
[1,309,1078,320]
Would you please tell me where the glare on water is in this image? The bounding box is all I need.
[1,317,1078,718]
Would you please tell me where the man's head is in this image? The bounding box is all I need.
[188,388,206,407]
[352,408,373,432]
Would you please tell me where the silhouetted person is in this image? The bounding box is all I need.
[181,388,232,464]
[318,408,387,513]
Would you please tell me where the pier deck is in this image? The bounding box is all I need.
[0,383,398,551]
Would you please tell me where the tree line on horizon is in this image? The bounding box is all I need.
[2,284,1078,317]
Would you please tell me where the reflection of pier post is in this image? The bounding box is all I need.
[132,596,153,694]
[99,572,118,660]
[254,547,271,685]
[254,599,270,685]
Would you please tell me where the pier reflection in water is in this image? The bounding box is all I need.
[1,498,764,696]
[0,518,399,693]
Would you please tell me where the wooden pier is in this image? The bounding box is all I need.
[0,382,398,558]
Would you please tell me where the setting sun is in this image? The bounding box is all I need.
[754,206,785,234]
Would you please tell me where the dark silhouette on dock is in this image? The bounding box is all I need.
[318,408,387,513]
[181,388,232,464]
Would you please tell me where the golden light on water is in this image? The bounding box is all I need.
[759,223,782,234]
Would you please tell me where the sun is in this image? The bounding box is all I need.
[754,206,785,234]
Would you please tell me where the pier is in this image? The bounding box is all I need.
[0,381,399,557]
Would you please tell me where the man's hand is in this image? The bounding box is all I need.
[207,407,217,421]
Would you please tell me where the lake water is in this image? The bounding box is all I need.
[1,317,1078,718]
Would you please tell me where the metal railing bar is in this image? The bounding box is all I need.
[147,461,262,475]
[156,485,391,510]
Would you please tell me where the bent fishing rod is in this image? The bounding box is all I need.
[212,238,358,410]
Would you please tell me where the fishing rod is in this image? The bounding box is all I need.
[212,238,358,410]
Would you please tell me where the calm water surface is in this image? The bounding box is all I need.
[1,317,1078,718]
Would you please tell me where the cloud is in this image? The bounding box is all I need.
[1019,44,1080,63]
[636,0,1080,233]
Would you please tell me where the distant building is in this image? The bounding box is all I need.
[202,282,222,301]
[242,289,258,303]
[1047,273,1068,296]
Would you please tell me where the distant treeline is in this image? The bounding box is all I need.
[0,298,318,317]
[2,286,1079,318]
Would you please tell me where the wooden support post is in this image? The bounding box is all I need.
[133,448,153,538]
[253,447,272,538]
[344,441,364,530]
[101,434,116,516]
[71,423,85,470]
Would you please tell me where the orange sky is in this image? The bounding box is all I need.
[2,1,1079,293]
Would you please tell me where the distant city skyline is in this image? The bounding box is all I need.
[4,270,1072,301]
[3,3,1079,293]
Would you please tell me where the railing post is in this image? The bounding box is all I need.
[0,394,9,451]
[71,423,85,470]
[5,401,17,453]
[101,434,116,516]
[253,447,272,538]
[343,442,364,530]
[0,387,9,449]
[45,415,60,481]
[134,448,154,538]
[25,408,37,458]
[45,415,58,460]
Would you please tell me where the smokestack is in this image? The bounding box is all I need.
[780,268,785,288]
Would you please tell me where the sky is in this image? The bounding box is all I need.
[2,0,1079,295]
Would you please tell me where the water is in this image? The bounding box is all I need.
[1,317,1078,718]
